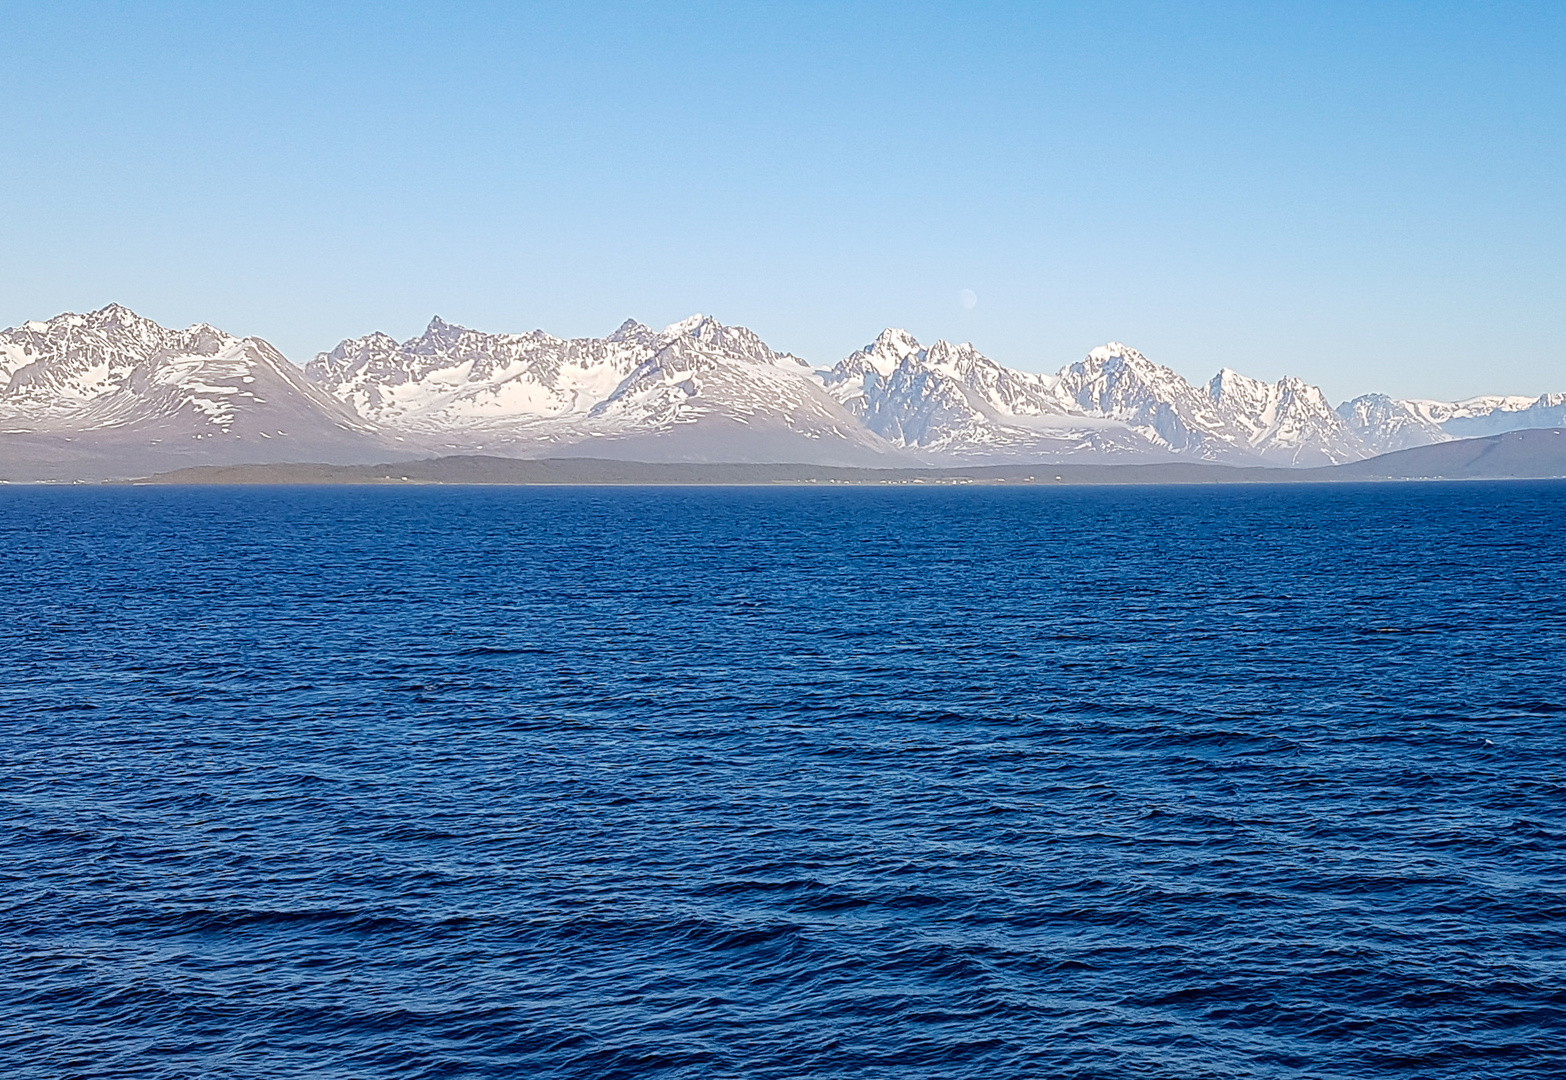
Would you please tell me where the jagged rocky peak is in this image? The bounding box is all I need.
[1056,342,1206,415]
[0,303,250,400]
[1052,342,1213,423]
[0,304,381,454]
[1337,393,1450,453]
[922,339,985,374]
[607,318,655,344]
[1207,367,1273,408]
[1044,343,1371,464]
[1280,380,1341,429]
[301,311,826,436]
[648,314,811,371]
[421,315,466,343]
[308,328,416,387]
[862,328,926,373]
[549,314,910,467]
[47,302,167,339]
[14,305,1566,473]
[659,313,709,337]
[823,330,923,390]
[1082,341,1158,370]
[832,329,1009,381]
[1211,368,1333,407]
[1341,391,1566,450]
[823,331,1077,457]
[4,303,190,372]
[1209,368,1341,428]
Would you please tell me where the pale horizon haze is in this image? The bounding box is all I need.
[2,1,1563,403]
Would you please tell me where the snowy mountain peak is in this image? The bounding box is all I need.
[875,327,921,348]
[304,311,837,459]
[2,304,225,393]
[872,328,924,362]
[1279,376,1333,409]
[1206,367,1269,402]
[818,331,1093,459]
[1343,389,1566,444]
[1084,341,1154,368]
[660,313,710,338]
[11,303,189,358]
[1337,394,1448,453]
[1048,344,1370,464]
[88,302,146,329]
[0,306,377,449]
[12,305,1566,475]
[831,328,925,379]
[645,315,810,371]
[608,318,654,343]
[1062,342,1192,406]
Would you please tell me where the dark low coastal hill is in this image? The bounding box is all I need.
[125,428,1566,486]
[131,457,1278,486]
[1330,426,1566,480]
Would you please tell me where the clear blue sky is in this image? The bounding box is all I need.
[3,1,1562,400]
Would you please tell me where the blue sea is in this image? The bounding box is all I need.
[3,483,1563,1079]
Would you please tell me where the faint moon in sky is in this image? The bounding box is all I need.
[958,289,978,310]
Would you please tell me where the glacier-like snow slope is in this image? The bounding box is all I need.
[0,305,399,478]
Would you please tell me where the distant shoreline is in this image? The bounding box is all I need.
[98,429,1566,487]
[123,457,1297,487]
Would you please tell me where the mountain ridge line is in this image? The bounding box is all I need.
[3,304,1564,482]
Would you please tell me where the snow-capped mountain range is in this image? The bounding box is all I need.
[0,305,392,455]
[306,313,895,465]
[2,304,1562,478]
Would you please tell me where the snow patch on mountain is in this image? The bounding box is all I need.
[819,332,1158,462]
[1204,368,1367,465]
[1339,391,1566,452]
[13,304,1563,474]
[306,316,659,430]
[1335,395,1450,453]
[309,313,906,465]
[0,304,375,442]
[820,335,1370,465]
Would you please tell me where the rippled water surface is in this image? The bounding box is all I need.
[3,483,1565,1079]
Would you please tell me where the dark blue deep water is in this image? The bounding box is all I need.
[3,483,1564,1079]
